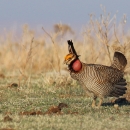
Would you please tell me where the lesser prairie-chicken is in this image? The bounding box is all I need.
[64,40,127,108]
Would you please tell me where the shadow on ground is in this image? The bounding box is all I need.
[102,98,130,106]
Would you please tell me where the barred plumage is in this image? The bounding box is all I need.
[71,64,123,97]
[64,40,127,108]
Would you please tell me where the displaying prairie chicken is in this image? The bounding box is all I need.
[64,40,127,108]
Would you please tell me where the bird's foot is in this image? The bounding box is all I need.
[91,105,101,109]
[91,102,96,108]
[91,96,97,108]
[91,97,103,109]
[91,104,96,109]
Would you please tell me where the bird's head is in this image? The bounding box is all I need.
[64,53,82,72]
[64,53,77,65]
[64,40,82,72]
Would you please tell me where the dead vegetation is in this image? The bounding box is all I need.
[19,110,43,116]
[3,115,13,122]
[44,103,68,115]
[18,103,68,116]
[0,11,129,78]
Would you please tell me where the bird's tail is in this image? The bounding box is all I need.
[111,52,127,71]
[110,78,127,97]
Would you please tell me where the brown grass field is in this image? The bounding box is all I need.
[0,13,130,130]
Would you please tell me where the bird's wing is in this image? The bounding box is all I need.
[94,64,123,84]
[94,65,126,97]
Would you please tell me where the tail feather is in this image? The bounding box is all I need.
[110,88,126,97]
[115,88,126,94]
[114,84,127,90]
[110,78,127,97]
[120,78,126,82]
[111,92,120,97]
[111,52,127,71]
[116,82,127,85]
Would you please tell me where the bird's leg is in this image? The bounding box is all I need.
[97,97,103,108]
[92,96,97,108]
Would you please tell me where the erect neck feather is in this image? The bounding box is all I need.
[71,59,82,72]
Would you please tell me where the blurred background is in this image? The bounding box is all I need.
[0,0,130,35]
[0,0,130,76]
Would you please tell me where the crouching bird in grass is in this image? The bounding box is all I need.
[64,40,127,108]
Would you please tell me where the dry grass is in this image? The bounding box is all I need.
[0,12,130,77]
